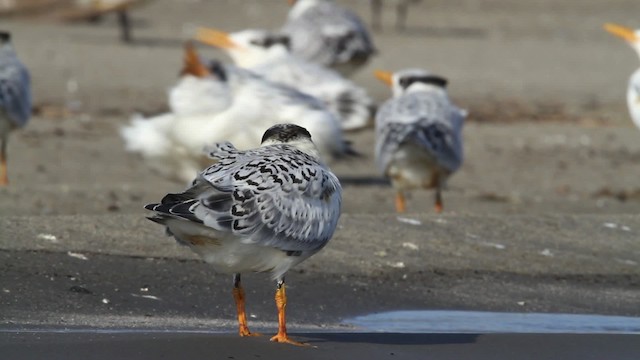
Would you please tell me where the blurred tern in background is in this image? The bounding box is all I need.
[604,23,640,130]
[0,31,31,186]
[196,27,374,131]
[281,0,376,77]
[374,68,465,213]
[121,43,353,183]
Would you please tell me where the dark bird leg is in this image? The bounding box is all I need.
[232,273,259,337]
[395,191,407,213]
[117,9,132,43]
[370,0,383,31]
[434,187,443,213]
[395,0,410,32]
[270,278,309,346]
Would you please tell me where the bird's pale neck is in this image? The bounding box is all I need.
[396,83,447,98]
[262,138,321,159]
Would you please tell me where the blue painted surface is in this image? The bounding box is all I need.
[346,310,640,334]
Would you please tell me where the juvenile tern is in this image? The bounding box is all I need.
[145,124,342,345]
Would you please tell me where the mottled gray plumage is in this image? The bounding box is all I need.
[0,34,31,129]
[0,32,31,185]
[282,0,375,76]
[145,124,342,280]
[375,90,464,175]
[375,68,465,212]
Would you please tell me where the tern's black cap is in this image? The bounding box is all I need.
[0,31,11,43]
[261,124,312,144]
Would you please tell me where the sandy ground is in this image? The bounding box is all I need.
[1,0,640,357]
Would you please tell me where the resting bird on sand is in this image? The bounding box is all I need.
[281,0,376,76]
[121,43,352,183]
[604,23,640,129]
[145,124,342,346]
[374,68,465,213]
[0,31,31,186]
[196,27,373,130]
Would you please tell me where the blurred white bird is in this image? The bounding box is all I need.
[145,123,342,345]
[374,68,465,213]
[121,43,353,183]
[196,27,374,131]
[281,0,376,76]
[0,31,31,186]
[604,23,640,129]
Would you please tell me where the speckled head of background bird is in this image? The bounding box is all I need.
[374,68,448,97]
[196,28,290,68]
[604,23,640,59]
[260,123,319,159]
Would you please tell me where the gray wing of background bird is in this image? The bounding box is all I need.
[148,142,342,252]
[226,65,328,112]
[375,92,465,174]
[0,45,31,128]
[282,2,375,67]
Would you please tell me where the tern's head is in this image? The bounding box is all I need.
[170,42,232,116]
[604,23,640,60]
[196,28,290,68]
[261,124,319,158]
[0,31,11,45]
[374,68,448,97]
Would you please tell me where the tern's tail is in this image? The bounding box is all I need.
[120,113,174,158]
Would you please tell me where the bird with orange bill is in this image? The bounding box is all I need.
[604,23,640,129]
[121,43,353,183]
[373,68,465,214]
[195,27,374,131]
[281,0,376,77]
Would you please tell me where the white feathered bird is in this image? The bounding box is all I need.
[604,23,640,129]
[281,0,376,76]
[196,27,374,131]
[0,31,31,186]
[374,68,465,213]
[121,43,352,183]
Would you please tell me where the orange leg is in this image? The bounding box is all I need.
[395,191,406,213]
[270,279,310,346]
[0,141,7,186]
[232,274,259,337]
[434,187,443,214]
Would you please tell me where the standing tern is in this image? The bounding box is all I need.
[0,31,31,186]
[374,68,465,213]
[145,124,342,346]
